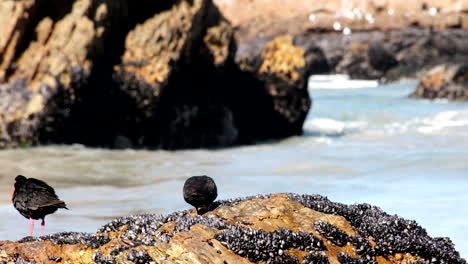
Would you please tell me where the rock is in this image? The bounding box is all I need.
[0,0,311,149]
[411,64,468,100]
[237,35,311,138]
[112,3,311,149]
[0,0,123,148]
[334,41,398,80]
[112,0,240,149]
[0,0,38,83]
[0,193,465,264]
[294,28,468,83]
[213,0,468,44]
[215,0,468,88]
[335,43,382,80]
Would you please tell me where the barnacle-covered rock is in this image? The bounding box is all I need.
[0,193,465,264]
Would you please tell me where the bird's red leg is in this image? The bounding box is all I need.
[40,219,45,236]
[29,217,34,236]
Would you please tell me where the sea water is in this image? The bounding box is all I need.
[0,78,467,258]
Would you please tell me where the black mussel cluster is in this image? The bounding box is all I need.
[126,249,154,264]
[173,215,230,232]
[17,232,110,249]
[303,251,328,264]
[98,211,191,244]
[92,251,115,264]
[337,252,377,264]
[314,220,350,247]
[215,226,325,263]
[287,193,466,264]
[314,220,376,259]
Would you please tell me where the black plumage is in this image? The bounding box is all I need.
[11,175,68,236]
[183,175,217,215]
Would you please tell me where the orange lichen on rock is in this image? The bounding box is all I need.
[258,35,305,82]
[412,64,468,100]
[0,0,115,147]
[0,240,93,264]
[203,20,234,66]
[117,0,204,85]
[213,193,356,236]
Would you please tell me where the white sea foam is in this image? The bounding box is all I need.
[381,110,468,135]
[308,74,378,90]
[303,118,367,136]
[417,111,468,134]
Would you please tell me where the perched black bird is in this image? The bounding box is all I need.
[183,175,217,215]
[10,175,68,236]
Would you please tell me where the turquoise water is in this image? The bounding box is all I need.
[0,79,467,258]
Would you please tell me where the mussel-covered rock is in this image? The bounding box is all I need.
[0,193,465,264]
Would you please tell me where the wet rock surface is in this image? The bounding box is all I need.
[0,193,465,264]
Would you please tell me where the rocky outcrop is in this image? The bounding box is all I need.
[215,0,468,96]
[411,64,468,100]
[0,0,311,149]
[0,0,136,148]
[296,28,468,82]
[0,193,465,264]
[235,28,468,86]
[236,35,311,140]
[214,0,468,44]
[112,2,310,148]
[0,0,109,147]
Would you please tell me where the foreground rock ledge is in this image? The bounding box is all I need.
[0,193,465,264]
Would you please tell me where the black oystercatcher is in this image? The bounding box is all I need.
[183,175,217,215]
[10,175,68,237]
